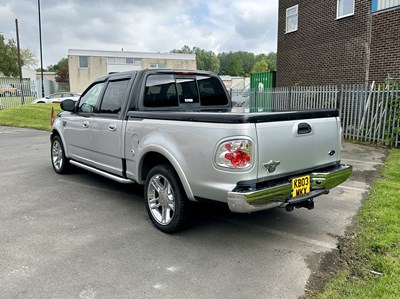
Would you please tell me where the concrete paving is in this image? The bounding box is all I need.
[0,126,387,299]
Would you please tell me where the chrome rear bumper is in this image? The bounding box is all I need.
[227,164,352,213]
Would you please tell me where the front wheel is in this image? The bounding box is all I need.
[51,135,71,174]
[145,164,189,233]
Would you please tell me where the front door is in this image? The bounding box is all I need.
[63,82,105,165]
[87,79,130,176]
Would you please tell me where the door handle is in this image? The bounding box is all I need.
[108,124,117,132]
[297,123,312,135]
[83,121,89,128]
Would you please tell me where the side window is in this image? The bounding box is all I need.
[78,82,105,113]
[176,78,199,104]
[99,80,129,114]
[197,76,228,106]
[144,75,178,107]
[49,93,61,99]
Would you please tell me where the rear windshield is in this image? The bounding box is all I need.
[143,74,228,108]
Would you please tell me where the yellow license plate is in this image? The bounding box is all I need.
[292,175,310,197]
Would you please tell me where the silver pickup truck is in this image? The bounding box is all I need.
[50,69,352,233]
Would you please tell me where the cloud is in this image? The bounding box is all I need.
[0,0,277,67]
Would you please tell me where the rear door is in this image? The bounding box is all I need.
[256,116,340,180]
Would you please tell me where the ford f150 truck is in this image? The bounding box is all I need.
[50,69,352,233]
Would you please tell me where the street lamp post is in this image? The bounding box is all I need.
[38,0,45,98]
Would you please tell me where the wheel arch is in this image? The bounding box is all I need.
[50,128,70,158]
[138,150,195,201]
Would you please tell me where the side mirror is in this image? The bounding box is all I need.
[60,99,75,112]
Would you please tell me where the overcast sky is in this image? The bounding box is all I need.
[0,0,278,68]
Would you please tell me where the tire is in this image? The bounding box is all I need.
[145,164,189,233]
[51,135,71,174]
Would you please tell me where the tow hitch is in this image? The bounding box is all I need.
[285,199,315,212]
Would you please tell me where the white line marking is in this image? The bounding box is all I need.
[225,220,337,250]
[337,185,369,192]
[342,158,383,165]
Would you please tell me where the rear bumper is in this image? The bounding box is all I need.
[227,164,352,213]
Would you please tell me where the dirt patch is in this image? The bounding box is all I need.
[301,230,358,298]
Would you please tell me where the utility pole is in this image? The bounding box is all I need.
[15,19,25,105]
[38,0,45,97]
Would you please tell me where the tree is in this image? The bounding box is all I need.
[0,35,19,77]
[255,52,276,71]
[0,36,37,77]
[236,51,256,76]
[218,52,244,76]
[193,48,219,73]
[46,57,68,72]
[228,52,243,76]
[170,45,193,54]
[55,65,69,83]
[21,49,38,68]
[251,60,271,74]
[49,58,69,83]
[170,46,220,73]
[171,46,277,76]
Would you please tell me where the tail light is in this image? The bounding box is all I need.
[215,139,253,169]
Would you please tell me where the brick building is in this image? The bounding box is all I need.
[276,0,400,86]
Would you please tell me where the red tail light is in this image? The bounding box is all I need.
[215,140,252,169]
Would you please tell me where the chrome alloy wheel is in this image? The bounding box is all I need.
[51,139,64,171]
[147,174,175,225]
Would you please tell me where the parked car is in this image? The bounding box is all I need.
[32,92,81,104]
[0,84,18,97]
[50,69,352,233]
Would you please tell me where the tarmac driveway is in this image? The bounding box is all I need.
[0,126,386,299]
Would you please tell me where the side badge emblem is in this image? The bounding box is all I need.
[263,161,280,173]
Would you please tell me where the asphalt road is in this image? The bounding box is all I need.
[0,126,386,299]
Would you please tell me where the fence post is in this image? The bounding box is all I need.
[288,86,292,110]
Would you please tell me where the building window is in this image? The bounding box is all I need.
[107,57,141,65]
[285,5,298,33]
[149,64,159,69]
[79,56,88,68]
[107,57,116,64]
[337,0,355,19]
[372,0,400,12]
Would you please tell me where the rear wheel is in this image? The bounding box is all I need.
[145,164,189,233]
[51,135,71,174]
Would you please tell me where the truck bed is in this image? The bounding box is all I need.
[127,109,339,123]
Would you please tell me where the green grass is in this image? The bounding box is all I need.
[0,103,62,131]
[314,149,400,299]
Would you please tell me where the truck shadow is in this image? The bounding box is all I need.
[71,167,317,236]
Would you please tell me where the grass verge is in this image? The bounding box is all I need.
[0,104,62,131]
[312,149,400,299]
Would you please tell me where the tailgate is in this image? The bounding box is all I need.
[256,117,340,180]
